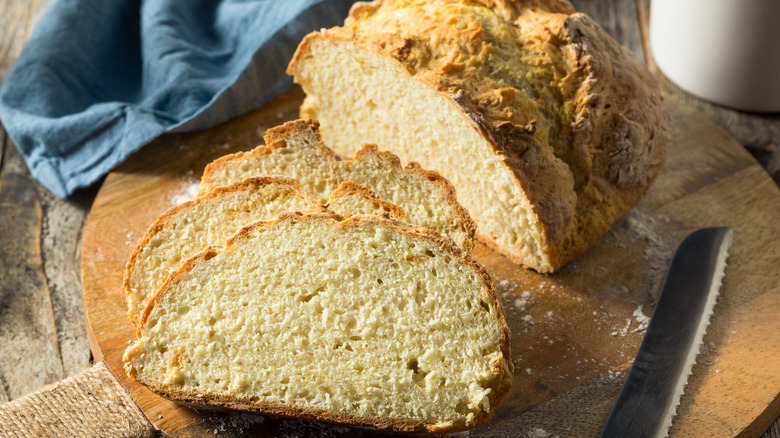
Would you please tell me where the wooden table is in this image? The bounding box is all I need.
[1,0,778,436]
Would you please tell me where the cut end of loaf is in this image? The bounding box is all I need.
[289,33,556,271]
[124,212,512,433]
[288,0,668,272]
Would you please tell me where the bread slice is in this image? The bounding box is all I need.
[287,0,668,272]
[327,180,406,221]
[125,176,407,328]
[200,119,476,252]
[124,177,319,327]
[124,211,512,433]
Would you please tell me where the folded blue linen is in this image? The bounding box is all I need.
[0,0,357,198]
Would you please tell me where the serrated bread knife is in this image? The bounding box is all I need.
[599,227,733,438]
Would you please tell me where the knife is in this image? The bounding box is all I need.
[600,227,733,438]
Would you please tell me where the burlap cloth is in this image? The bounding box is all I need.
[0,361,156,437]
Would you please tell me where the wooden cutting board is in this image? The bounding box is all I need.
[81,86,780,437]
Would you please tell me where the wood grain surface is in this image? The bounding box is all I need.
[0,0,95,405]
[1,0,779,437]
[79,85,780,437]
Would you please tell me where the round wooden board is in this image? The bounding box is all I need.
[81,87,780,437]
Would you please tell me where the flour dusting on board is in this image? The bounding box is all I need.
[169,170,200,206]
[609,305,650,337]
[632,305,650,333]
[514,291,533,311]
[620,207,676,300]
[125,230,136,247]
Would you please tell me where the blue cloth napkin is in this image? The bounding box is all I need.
[0,0,357,198]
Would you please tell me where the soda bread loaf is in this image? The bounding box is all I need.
[287,0,669,272]
[124,211,512,433]
[124,176,405,327]
[200,119,476,252]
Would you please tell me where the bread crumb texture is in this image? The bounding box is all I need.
[124,213,511,433]
[327,180,407,221]
[288,0,668,272]
[124,177,317,327]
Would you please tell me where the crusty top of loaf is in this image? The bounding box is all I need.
[291,0,667,261]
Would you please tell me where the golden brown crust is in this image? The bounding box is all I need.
[124,176,316,327]
[288,0,668,272]
[198,119,337,197]
[128,383,445,433]
[127,210,512,433]
[198,137,311,197]
[261,118,337,163]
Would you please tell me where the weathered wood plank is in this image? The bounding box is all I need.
[0,0,94,398]
[0,139,65,401]
[0,124,4,173]
[767,420,780,438]
[0,0,48,78]
[570,0,645,61]
[0,129,7,406]
[39,183,98,378]
[0,127,6,407]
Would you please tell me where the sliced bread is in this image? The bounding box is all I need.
[287,0,668,272]
[124,211,512,433]
[199,119,476,252]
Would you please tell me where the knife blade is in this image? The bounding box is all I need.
[599,227,733,438]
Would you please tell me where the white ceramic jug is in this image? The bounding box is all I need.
[650,0,780,112]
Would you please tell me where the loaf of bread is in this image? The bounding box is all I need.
[200,119,476,252]
[124,176,404,327]
[124,211,512,433]
[287,0,668,272]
